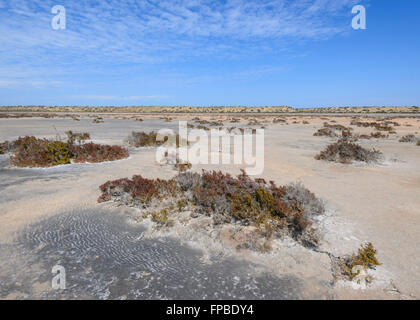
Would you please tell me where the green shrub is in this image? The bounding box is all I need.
[177,199,188,212]
[339,242,381,279]
[151,209,174,227]
[10,137,71,167]
[46,141,72,165]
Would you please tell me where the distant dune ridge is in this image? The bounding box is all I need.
[0,106,419,114]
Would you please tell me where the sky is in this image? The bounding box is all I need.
[0,0,419,108]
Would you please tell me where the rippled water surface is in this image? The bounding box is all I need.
[0,209,303,299]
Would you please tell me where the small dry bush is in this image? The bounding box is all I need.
[173,161,192,172]
[283,182,325,218]
[127,131,188,147]
[417,140,420,146]
[273,118,286,123]
[369,131,389,139]
[98,175,177,204]
[195,119,210,125]
[151,209,174,227]
[248,119,261,126]
[323,122,351,131]
[357,131,389,139]
[0,141,8,154]
[196,125,210,131]
[315,139,382,164]
[399,134,417,143]
[314,123,353,138]
[374,124,394,132]
[350,120,378,128]
[209,121,224,126]
[98,170,325,248]
[127,131,162,147]
[0,140,20,154]
[194,119,223,126]
[350,120,394,132]
[66,131,90,145]
[314,127,336,137]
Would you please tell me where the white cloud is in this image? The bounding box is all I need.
[0,78,63,88]
[0,0,363,64]
[0,0,364,93]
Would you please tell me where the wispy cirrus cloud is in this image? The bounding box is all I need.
[0,0,362,64]
[0,78,63,88]
[0,0,364,105]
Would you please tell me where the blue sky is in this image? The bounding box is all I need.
[0,0,419,108]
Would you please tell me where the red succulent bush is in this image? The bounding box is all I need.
[98,175,177,204]
[98,170,324,248]
[71,143,128,163]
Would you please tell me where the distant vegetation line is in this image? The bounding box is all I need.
[0,106,419,114]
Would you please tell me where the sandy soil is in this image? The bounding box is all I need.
[0,114,419,300]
